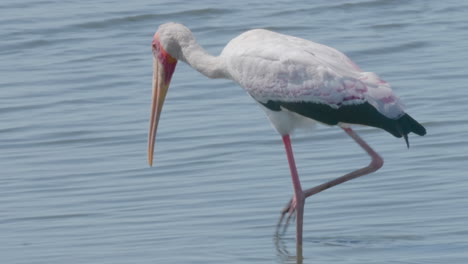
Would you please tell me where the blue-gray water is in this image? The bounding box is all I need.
[1,1,467,263]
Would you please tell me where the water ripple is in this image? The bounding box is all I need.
[1,1,467,264]
[75,8,235,29]
[358,41,430,55]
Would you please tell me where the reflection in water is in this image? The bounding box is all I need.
[274,233,303,264]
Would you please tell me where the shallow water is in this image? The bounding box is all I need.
[1,1,468,263]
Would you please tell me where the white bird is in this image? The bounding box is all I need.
[147,22,426,257]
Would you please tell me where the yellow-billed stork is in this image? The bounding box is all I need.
[147,22,426,256]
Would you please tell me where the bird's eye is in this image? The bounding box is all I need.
[152,43,159,51]
[152,38,161,52]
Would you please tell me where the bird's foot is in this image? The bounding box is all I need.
[276,196,297,234]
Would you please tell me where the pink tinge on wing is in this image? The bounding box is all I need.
[380,96,395,104]
[343,95,363,101]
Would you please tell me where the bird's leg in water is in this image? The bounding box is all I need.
[281,134,305,259]
[277,127,383,231]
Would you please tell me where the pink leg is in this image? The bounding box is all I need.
[281,134,305,257]
[278,127,383,231]
[304,127,383,197]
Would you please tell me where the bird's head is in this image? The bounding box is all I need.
[147,24,181,167]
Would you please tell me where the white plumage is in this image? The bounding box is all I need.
[148,23,426,256]
[222,28,404,120]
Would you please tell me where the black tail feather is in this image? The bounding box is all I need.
[394,113,426,147]
[399,114,426,136]
[403,134,409,148]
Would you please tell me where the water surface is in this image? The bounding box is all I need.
[1,1,468,263]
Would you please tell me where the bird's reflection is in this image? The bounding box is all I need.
[274,232,303,264]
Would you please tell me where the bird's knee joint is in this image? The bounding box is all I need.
[370,156,384,171]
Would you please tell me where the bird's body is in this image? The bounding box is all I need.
[224,28,425,140]
[223,28,368,106]
[148,23,426,258]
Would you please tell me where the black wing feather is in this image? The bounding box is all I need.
[259,100,426,144]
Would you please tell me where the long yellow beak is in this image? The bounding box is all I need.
[147,57,168,166]
[148,34,177,167]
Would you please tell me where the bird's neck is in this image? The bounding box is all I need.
[178,40,226,79]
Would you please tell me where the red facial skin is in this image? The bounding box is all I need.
[152,34,177,84]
